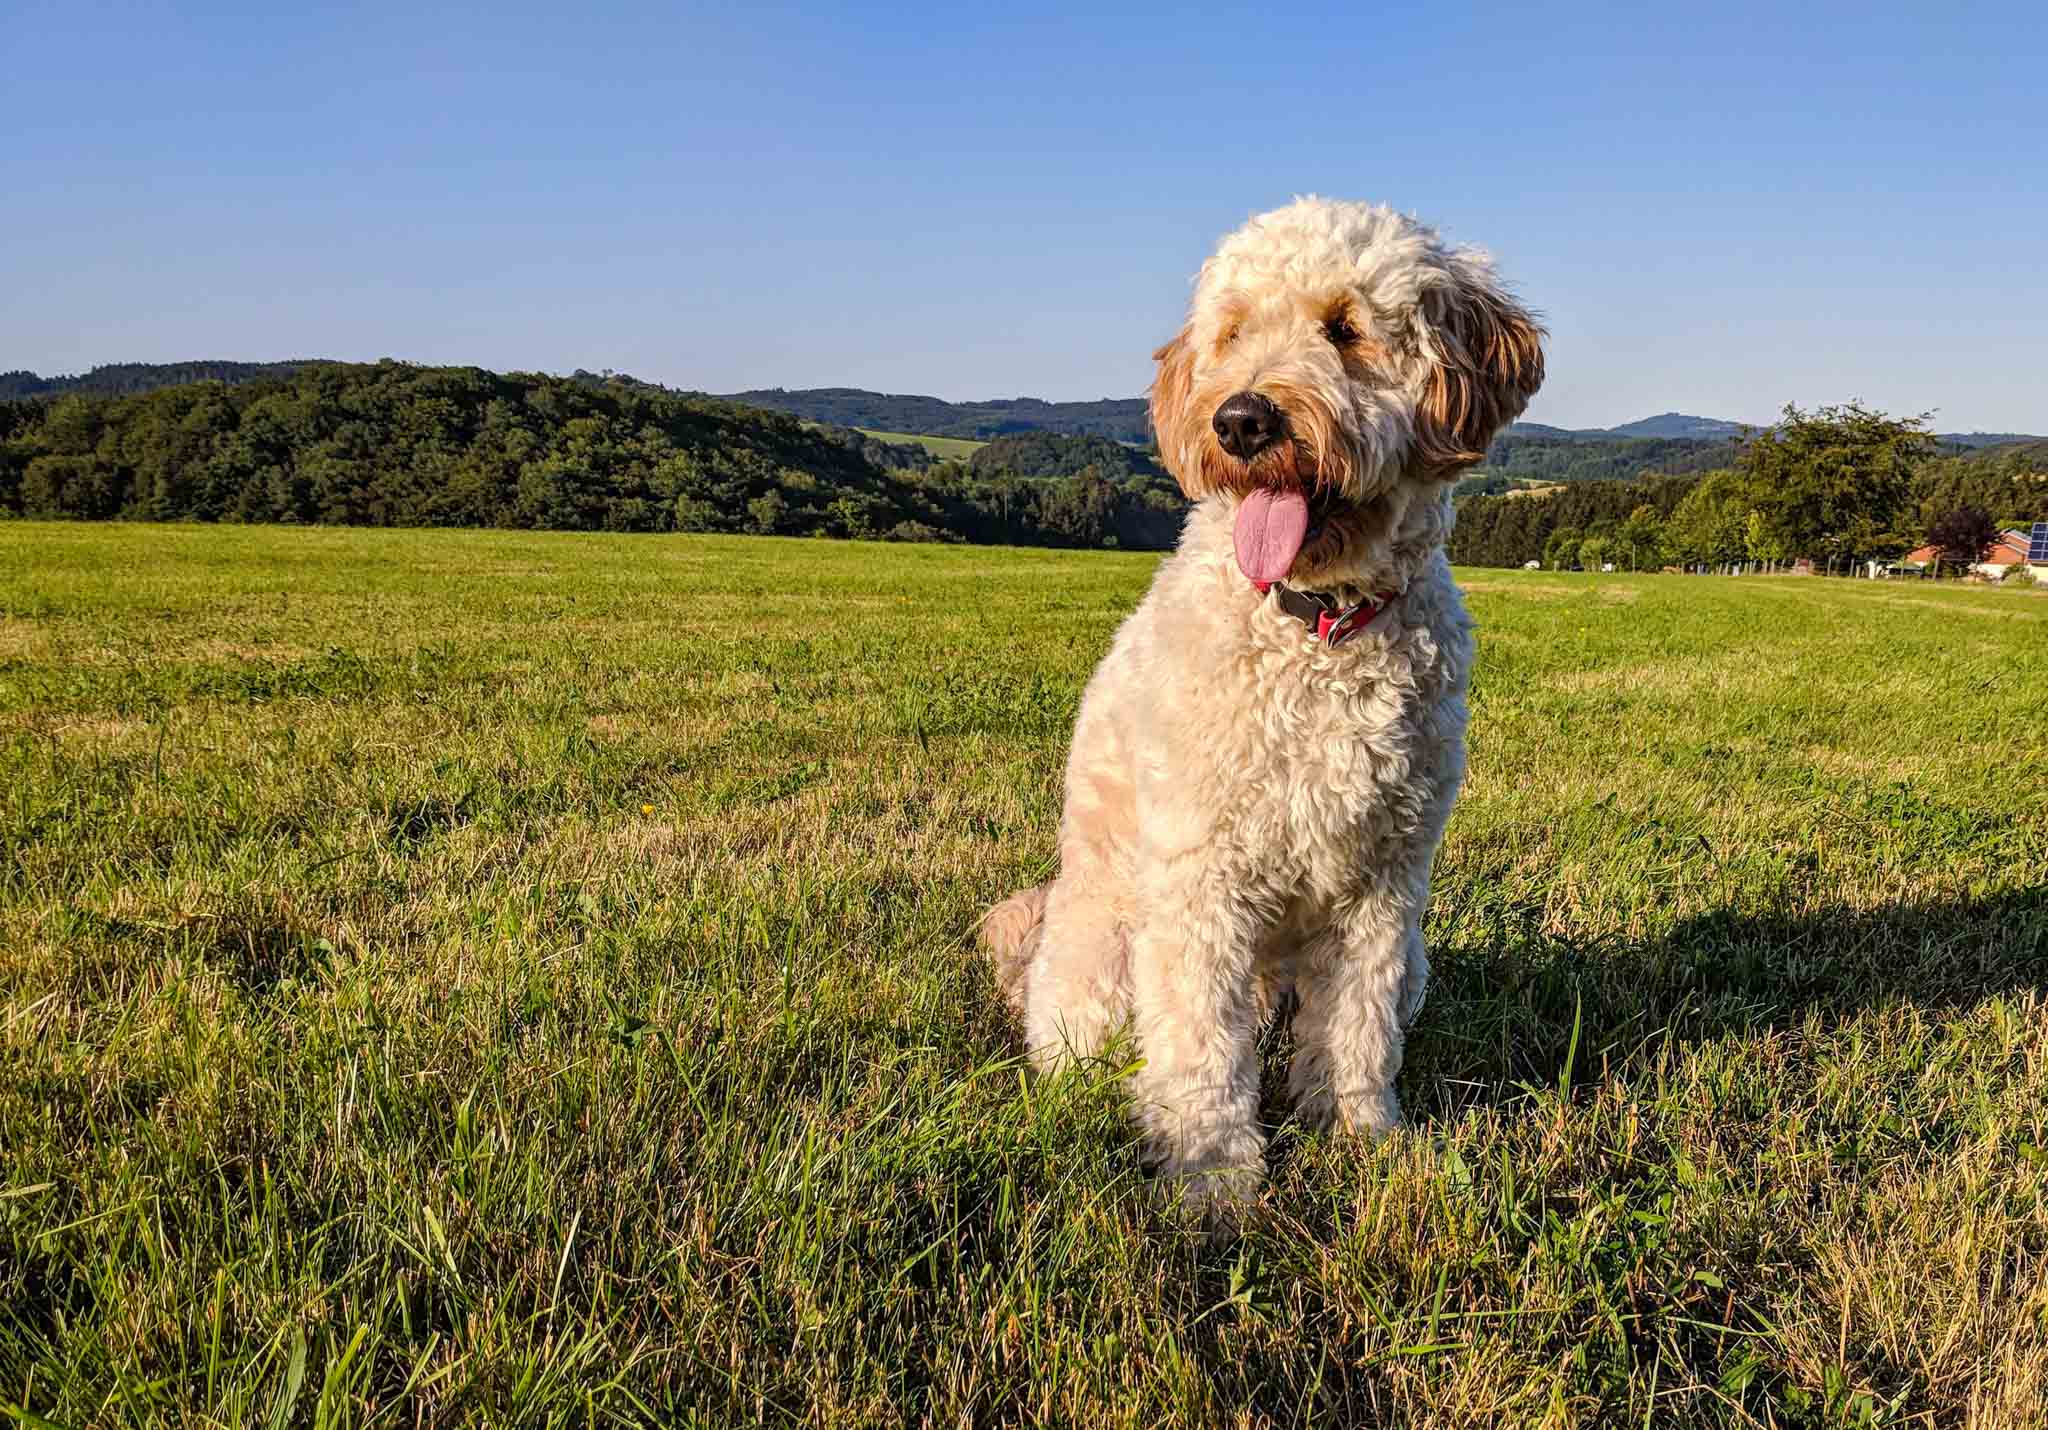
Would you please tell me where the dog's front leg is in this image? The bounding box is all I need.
[1127,860,1266,1224]
[1287,887,1422,1138]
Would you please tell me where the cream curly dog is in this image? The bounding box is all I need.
[981,197,1543,1220]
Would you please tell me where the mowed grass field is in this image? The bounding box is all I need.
[853,430,988,460]
[4,522,2046,1428]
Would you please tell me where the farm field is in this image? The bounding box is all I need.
[854,428,988,460]
[4,522,2046,1427]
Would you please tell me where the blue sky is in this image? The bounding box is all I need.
[4,1,2044,430]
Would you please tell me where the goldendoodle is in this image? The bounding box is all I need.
[982,197,1544,1221]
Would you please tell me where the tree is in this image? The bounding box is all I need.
[1915,446,2048,531]
[1543,525,1583,570]
[1449,474,1698,569]
[1737,402,1931,565]
[1617,504,1668,570]
[1577,535,1612,571]
[1665,469,1751,567]
[745,490,790,534]
[1926,504,2000,568]
[1744,510,1787,566]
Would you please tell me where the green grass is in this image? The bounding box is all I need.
[4,522,2046,1427]
[854,428,988,460]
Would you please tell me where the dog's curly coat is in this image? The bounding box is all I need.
[981,197,1544,1220]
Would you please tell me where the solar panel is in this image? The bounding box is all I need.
[2031,521,2048,564]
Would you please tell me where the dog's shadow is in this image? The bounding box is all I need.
[1256,887,2048,1136]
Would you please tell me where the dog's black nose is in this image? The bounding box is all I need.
[1212,391,1283,460]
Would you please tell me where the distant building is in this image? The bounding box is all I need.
[1894,531,2036,580]
[1975,530,2035,580]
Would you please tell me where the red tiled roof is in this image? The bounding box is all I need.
[1903,531,2032,566]
[1984,530,2031,564]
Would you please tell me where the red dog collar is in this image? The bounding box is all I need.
[1256,580,1399,647]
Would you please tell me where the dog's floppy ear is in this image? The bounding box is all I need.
[1149,327,1205,496]
[1415,270,1545,474]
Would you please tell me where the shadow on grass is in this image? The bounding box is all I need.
[200,909,335,1002]
[1403,886,2048,1120]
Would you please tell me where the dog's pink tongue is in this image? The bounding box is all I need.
[1233,487,1310,584]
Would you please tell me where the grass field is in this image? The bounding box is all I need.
[854,429,988,460]
[4,522,2046,1428]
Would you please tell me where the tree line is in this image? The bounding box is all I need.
[7,369,2039,571]
[720,387,1155,443]
[966,431,1162,481]
[1449,405,2048,571]
[0,362,1188,550]
[0,361,313,401]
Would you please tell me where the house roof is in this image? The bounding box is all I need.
[1984,530,2031,564]
[1902,531,2032,567]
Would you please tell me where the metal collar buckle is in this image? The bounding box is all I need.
[1274,583,1394,647]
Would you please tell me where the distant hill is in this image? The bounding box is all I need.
[968,431,1162,481]
[718,387,1152,443]
[1479,432,1743,485]
[1938,432,2045,450]
[0,361,1188,549]
[1601,412,1755,439]
[1502,421,1604,442]
[8,364,2037,480]
[1974,438,2048,465]
[0,361,317,400]
[1501,413,1758,441]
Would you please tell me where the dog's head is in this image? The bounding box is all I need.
[1150,198,1544,585]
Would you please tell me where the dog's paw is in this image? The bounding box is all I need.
[1154,1131,1267,1232]
[1294,1082,1404,1140]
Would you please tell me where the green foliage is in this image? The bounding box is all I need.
[1744,510,1785,564]
[0,364,1193,551]
[1455,471,1514,498]
[1915,442,2048,529]
[1454,405,2034,570]
[821,426,939,472]
[967,430,1162,481]
[1542,524,1582,570]
[905,461,1188,549]
[725,385,1154,442]
[1616,504,1669,570]
[1475,431,1742,484]
[1664,469,1752,567]
[1737,402,1931,565]
[1449,475,1697,569]
[850,428,984,462]
[0,359,313,400]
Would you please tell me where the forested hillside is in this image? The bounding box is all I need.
[0,363,1188,549]
[1451,406,2048,571]
[1478,432,1742,483]
[719,387,1154,442]
[0,361,313,400]
[7,366,2039,571]
[966,431,1161,480]
[1448,476,1701,569]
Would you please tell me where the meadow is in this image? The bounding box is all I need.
[853,429,989,460]
[3,522,2045,1428]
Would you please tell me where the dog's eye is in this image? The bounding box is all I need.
[1323,315,1358,346]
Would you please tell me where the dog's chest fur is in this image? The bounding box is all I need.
[1099,535,1472,916]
